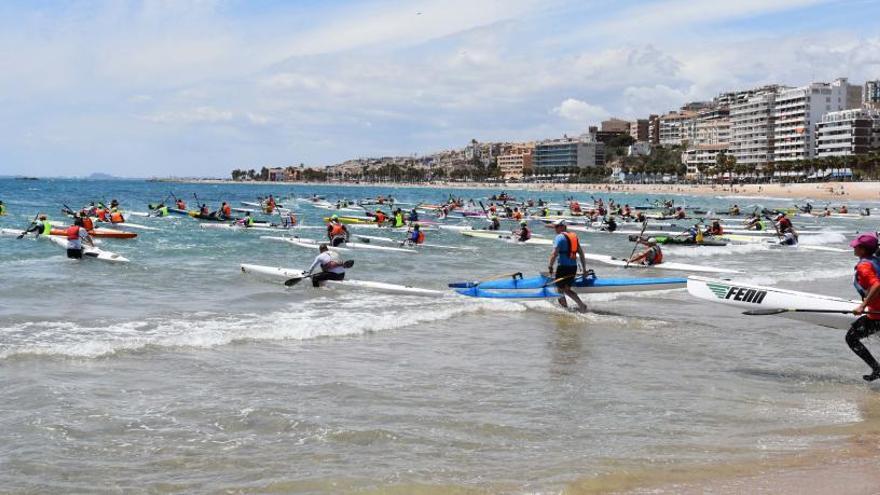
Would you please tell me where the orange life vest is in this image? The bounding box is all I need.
[415,231,425,244]
[375,213,386,223]
[650,246,663,265]
[561,232,579,260]
[222,205,232,216]
[82,217,94,230]
[97,209,108,221]
[66,225,81,240]
[110,211,123,223]
[329,223,346,237]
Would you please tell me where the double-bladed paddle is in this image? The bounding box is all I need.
[284,260,355,287]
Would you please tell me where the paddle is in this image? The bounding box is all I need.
[744,308,880,316]
[284,260,355,287]
[17,212,40,239]
[474,272,523,287]
[624,221,649,269]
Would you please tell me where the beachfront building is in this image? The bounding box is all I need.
[648,114,660,145]
[730,87,782,167]
[658,111,697,146]
[497,145,534,180]
[601,118,631,134]
[816,108,880,157]
[865,80,880,110]
[532,135,605,175]
[628,119,650,142]
[773,78,862,163]
[682,144,728,180]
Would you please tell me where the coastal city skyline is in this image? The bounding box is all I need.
[2,0,879,177]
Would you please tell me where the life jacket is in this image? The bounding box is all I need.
[0,204,5,215]
[854,256,880,298]
[520,228,531,241]
[513,211,523,220]
[570,202,581,213]
[413,231,425,244]
[329,223,346,237]
[200,207,209,215]
[222,205,231,216]
[375,213,386,223]
[394,213,404,227]
[97,209,108,221]
[110,211,123,223]
[245,217,254,226]
[695,229,704,244]
[648,246,663,265]
[41,220,52,235]
[66,225,81,240]
[82,217,94,230]
[159,206,169,217]
[561,232,579,260]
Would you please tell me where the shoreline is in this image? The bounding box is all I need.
[171,179,880,203]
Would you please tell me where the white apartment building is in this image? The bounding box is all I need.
[730,88,781,167]
[658,111,696,146]
[773,78,862,163]
[682,144,728,180]
[693,121,731,146]
[816,108,880,157]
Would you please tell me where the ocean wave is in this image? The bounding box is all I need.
[739,267,852,286]
[0,296,526,360]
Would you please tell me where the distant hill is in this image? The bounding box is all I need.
[86,173,127,180]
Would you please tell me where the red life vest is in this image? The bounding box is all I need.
[329,223,346,237]
[97,209,108,221]
[375,213,386,223]
[66,225,81,240]
[415,231,425,244]
[82,217,94,230]
[222,205,232,216]
[649,246,663,265]
[561,232,579,260]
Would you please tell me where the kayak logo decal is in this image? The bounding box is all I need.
[707,282,767,304]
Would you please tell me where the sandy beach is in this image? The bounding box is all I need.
[179,179,880,203]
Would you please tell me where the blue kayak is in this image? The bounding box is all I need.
[455,287,560,299]
[449,274,687,294]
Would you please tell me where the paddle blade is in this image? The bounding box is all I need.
[342,260,355,268]
[284,278,302,287]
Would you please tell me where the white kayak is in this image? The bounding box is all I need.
[260,236,417,253]
[687,275,858,330]
[200,224,301,233]
[583,253,739,274]
[240,264,445,297]
[353,234,476,251]
[103,222,159,232]
[460,230,553,245]
[47,236,129,263]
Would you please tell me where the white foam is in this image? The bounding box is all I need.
[0,296,527,360]
[664,243,770,258]
[739,267,852,286]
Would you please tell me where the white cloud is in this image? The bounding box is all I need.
[552,99,609,124]
[143,106,234,125]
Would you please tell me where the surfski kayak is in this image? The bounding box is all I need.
[449,273,687,295]
[583,253,740,274]
[47,236,129,263]
[353,234,476,251]
[49,228,137,239]
[460,230,553,245]
[240,264,445,296]
[260,236,417,253]
[687,275,858,330]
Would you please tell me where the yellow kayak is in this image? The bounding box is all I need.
[322,216,377,225]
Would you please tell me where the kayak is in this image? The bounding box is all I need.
[92,221,159,231]
[767,244,848,253]
[353,234,477,251]
[47,236,129,263]
[687,275,858,330]
[322,216,376,225]
[460,231,553,245]
[240,264,445,296]
[582,253,740,274]
[49,228,137,239]
[449,273,687,294]
[626,234,728,247]
[260,236,417,253]
[200,224,301,233]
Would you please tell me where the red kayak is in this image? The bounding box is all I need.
[50,228,137,239]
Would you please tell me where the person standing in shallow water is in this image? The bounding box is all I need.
[846,233,880,381]
[547,220,588,313]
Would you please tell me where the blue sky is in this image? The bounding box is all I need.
[1,0,878,178]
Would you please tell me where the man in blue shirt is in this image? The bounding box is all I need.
[548,220,588,312]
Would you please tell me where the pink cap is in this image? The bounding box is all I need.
[850,233,879,250]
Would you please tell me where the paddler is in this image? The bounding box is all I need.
[744,214,765,231]
[628,237,663,266]
[281,211,298,228]
[674,207,686,220]
[25,214,53,237]
[109,208,124,224]
[407,208,419,222]
[326,215,349,247]
[840,205,849,214]
[705,219,724,236]
[96,206,109,222]
[220,202,233,219]
[307,244,346,288]
[374,209,388,225]
[846,234,880,381]
[601,216,617,233]
[514,220,531,242]
[199,204,210,216]
[404,224,425,246]
[176,199,186,210]
[0,200,6,216]
[729,204,741,216]
[64,216,94,259]
[265,195,276,214]
[548,220,588,312]
[486,215,501,231]
[636,211,647,223]
[392,208,405,228]
[152,203,169,217]
[235,212,255,227]
[79,209,95,230]
[110,199,119,209]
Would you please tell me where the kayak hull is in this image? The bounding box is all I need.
[449,274,687,294]
[50,228,137,239]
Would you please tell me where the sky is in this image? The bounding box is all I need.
[1,0,879,178]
